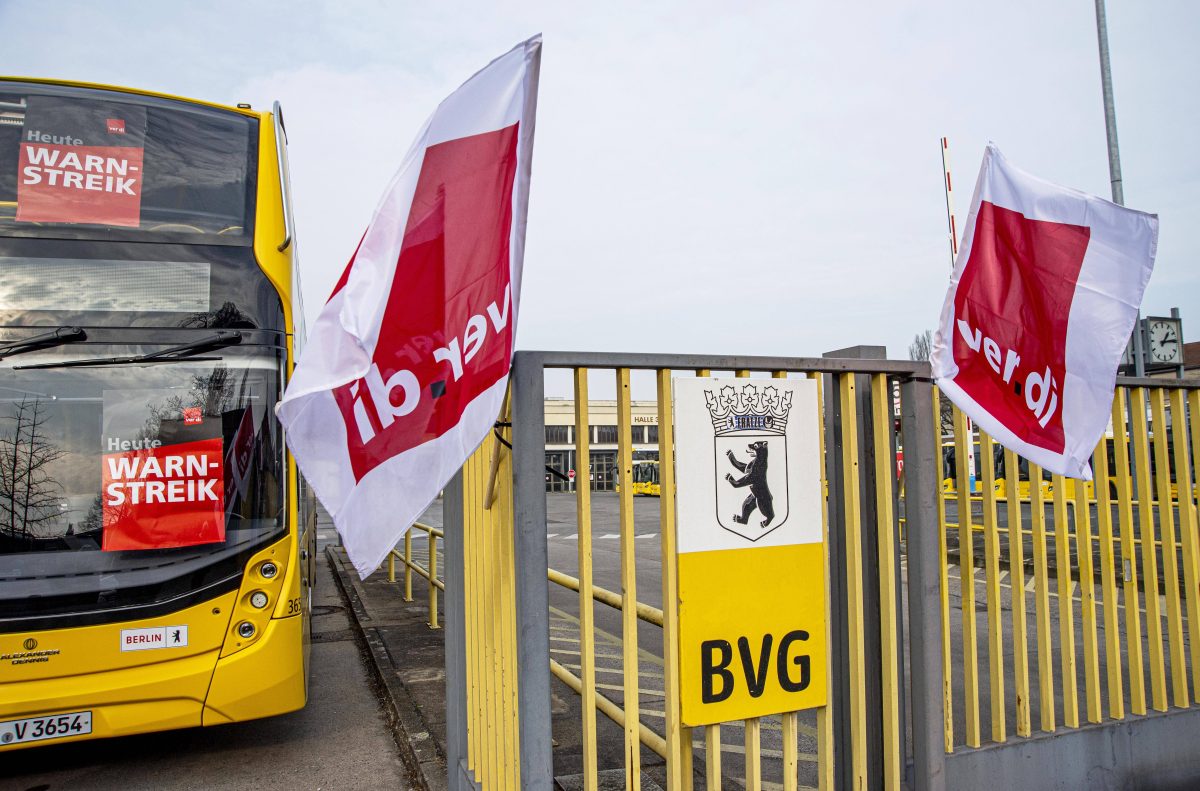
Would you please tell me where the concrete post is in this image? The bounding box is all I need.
[901,375,946,791]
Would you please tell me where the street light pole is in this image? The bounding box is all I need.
[1095,0,1145,375]
[1095,0,1124,207]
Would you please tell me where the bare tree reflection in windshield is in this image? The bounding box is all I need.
[0,397,64,546]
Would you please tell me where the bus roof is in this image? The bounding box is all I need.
[0,76,262,119]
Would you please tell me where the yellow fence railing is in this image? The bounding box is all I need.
[939,382,1200,754]
[442,353,1200,789]
[461,430,521,790]
[451,361,918,790]
[387,522,444,629]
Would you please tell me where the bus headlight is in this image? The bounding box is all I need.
[250,591,269,609]
[237,621,256,639]
[259,561,279,579]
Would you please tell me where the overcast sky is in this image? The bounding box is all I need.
[3,1,1197,366]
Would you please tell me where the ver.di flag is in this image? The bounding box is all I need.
[277,36,541,577]
[931,144,1158,480]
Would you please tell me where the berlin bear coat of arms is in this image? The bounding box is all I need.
[706,383,792,541]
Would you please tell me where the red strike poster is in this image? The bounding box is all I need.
[101,390,225,552]
[16,96,147,227]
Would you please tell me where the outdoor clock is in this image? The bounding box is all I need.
[1145,316,1183,366]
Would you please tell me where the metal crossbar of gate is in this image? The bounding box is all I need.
[437,350,1200,790]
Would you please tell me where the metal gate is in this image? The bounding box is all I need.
[436,350,1200,790]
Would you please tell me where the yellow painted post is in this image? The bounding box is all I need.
[500,432,521,790]
[978,431,1006,742]
[469,447,483,778]
[481,441,498,789]
[477,449,489,780]
[1150,389,1187,708]
[404,531,414,601]
[485,446,502,787]
[484,448,500,788]
[776,371,798,791]
[952,406,981,746]
[1004,448,1032,736]
[574,369,599,791]
[705,725,721,791]
[388,550,396,583]
[1051,477,1079,728]
[870,374,903,783]
[471,446,490,787]
[616,367,643,791]
[656,369,691,791]
[1092,435,1124,721]
[476,448,490,780]
[1171,389,1200,702]
[476,449,491,786]
[492,444,507,788]
[465,448,480,777]
[781,712,799,791]
[486,446,501,787]
[1029,463,1056,732]
[932,386,953,753]
[486,439,503,788]
[1074,464,1101,724]
[1112,389,1146,715]
[1130,387,1168,711]
[429,528,440,630]
[810,372,836,788]
[497,442,515,790]
[463,454,478,776]
[838,373,869,785]
[744,718,761,791]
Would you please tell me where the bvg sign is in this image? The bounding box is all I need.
[674,378,827,725]
[699,629,812,704]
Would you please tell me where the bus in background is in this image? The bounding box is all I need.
[631,459,660,497]
[941,438,1091,501]
[941,441,993,497]
[941,437,1149,503]
[0,78,315,751]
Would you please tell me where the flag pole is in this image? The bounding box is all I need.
[1094,0,1145,376]
[940,137,959,268]
[940,137,975,491]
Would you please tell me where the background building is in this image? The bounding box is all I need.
[1185,341,1200,377]
[542,399,659,492]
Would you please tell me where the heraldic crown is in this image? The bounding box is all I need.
[705,383,792,435]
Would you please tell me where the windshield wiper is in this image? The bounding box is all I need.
[0,326,87,360]
[13,331,243,371]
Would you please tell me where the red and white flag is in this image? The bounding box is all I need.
[226,406,256,503]
[277,36,541,577]
[931,144,1158,480]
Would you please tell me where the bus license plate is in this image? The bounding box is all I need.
[0,711,92,746]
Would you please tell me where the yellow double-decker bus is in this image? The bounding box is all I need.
[0,78,315,751]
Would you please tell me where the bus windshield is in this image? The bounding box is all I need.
[633,462,659,484]
[0,341,285,632]
[0,82,256,244]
